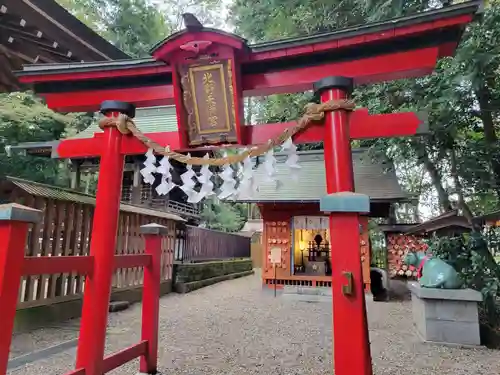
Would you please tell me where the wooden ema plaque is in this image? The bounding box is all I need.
[179,60,239,146]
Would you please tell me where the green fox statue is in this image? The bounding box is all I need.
[404,251,463,289]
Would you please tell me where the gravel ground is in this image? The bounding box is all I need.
[8,271,500,375]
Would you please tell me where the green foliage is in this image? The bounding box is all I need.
[1,92,77,141]
[57,0,226,57]
[155,0,225,30]
[57,0,171,57]
[56,0,104,28]
[0,92,91,185]
[200,198,248,232]
[230,0,429,42]
[100,0,171,57]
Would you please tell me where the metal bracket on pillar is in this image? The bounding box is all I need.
[342,271,354,296]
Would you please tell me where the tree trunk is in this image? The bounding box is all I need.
[449,147,475,224]
[474,85,500,198]
[411,140,453,213]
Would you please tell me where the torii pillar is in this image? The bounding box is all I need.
[315,76,372,375]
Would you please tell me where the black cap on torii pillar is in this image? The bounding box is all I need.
[313,76,354,96]
[100,100,136,118]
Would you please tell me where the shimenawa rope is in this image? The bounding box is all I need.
[98,99,355,166]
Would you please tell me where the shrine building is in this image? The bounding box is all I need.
[236,149,408,290]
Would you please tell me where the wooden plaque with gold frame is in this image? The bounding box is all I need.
[179,59,238,146]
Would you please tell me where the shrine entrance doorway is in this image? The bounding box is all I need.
[292,216,332,277]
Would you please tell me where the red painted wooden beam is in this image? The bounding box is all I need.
[244,109,426,144]
[153,31,246,59]
[350,109,427,139]
[21,256,94,276]
[57,130,181,159]
[56,136,102,158]
[45,85,175,113]
[248,14,473,62]
[41,46,439,112]
[242,47,439,96]
[18,65,171,84]
[56,109,425,158]
[19,11,474,87]
[63,342,148,374]
[102,341,148,373]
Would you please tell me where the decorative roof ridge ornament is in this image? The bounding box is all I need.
[182,13,204,30]
[150,13,248,60]
[180,41,213,55]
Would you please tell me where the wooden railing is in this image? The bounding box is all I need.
[1,182,246,309]
[166,200,200,216]
[121,185,200,217]
[16,197,177,310]
[177,226,251,263]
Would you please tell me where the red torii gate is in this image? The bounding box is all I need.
[2,2,481,375]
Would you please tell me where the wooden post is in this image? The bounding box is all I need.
[70,161,82,190]
[0,204,42,374]
[131,161,143,205]
[314,77,373,375]
[75,101,133,375]
[139,223,166,374]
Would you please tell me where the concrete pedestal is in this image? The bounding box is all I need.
[409,282,483,346]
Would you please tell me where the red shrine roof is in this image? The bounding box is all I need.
[15,1,483,113]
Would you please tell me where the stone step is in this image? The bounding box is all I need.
[282,293,332,303]
[283,286,332,296]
